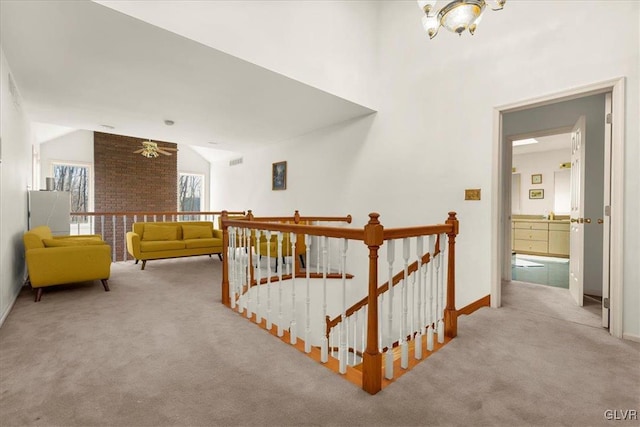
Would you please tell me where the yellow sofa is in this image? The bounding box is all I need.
[23,226,112,302]
[126,221,223,270]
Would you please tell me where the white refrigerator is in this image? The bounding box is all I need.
[28,191,71,235]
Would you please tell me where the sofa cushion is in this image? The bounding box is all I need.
[143,224,179,241]
[140,240,185,252]
[184,238,221,249]
[43,238,106,247]
[182,225,213,240]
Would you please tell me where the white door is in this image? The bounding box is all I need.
[601,94,612,327]
[569,116,586,306]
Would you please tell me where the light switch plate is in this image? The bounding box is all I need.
[465,189,481,201]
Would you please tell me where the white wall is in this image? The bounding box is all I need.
[177,144,210,211]
[96,0,380,109]
[513,149,571,216]
[211,1,640,338]
[38,129,94,190]
[0,48,32,324]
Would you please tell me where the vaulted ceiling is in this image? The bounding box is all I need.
[0,0,375,158]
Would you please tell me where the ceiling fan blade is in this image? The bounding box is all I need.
[160,147,178,151]
[156,149,173,156]
[133,149,144,153]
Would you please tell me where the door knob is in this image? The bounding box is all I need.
[597,218,604,224]
[584,218,591,224]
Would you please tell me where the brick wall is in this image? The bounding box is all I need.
[94,132,177,260]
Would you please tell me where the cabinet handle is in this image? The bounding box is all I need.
[584,218,591,224]
[597,218,604,224]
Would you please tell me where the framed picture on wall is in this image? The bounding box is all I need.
[531,173,542,184]
[272,161,287,191]
[529,189,544,199]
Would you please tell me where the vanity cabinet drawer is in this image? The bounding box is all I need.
[514,239,548,253]
[513,221,548,230]
[514,229,548,241]
[549,222,570,231]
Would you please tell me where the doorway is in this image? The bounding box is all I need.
[491,78,625,338]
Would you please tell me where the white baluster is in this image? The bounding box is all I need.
[229,226,237,309]
[427,234,436,352]
[304,234,312,353]
[385,239,395,380]
[290,233,297,345]
[437,233,447,344]
[245,228,252,319]
[352,310,358,366]
[277,232,284,337]
[339,238,348,374]
[266,231,272,330]
[362,305,368,365]
[415,236,424,360]
[255,230,262,323]
[320,236,329,363]
[401,238,410,369]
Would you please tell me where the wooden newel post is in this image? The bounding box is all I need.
[221,210,230,307]
[362,213,384,394]
[444,211,459,338]
[246,210,254,287]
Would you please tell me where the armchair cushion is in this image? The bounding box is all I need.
[43,238,106,247]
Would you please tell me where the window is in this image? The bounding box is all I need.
[178,173,204,219]
[52,163,90,223]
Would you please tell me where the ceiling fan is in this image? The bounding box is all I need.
[133,140,178,158]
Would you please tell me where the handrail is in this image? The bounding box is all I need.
[220,210,459,395]
[72,210,245,217]
[325,250,436,335]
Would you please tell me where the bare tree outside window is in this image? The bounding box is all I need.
[178,174,203,221]
[53,164,89,223]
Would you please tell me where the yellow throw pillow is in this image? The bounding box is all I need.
[43,238,105,247]
[143,224,178,241]
[182,225,213,240]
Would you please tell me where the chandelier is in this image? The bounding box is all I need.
[418,0,506,39]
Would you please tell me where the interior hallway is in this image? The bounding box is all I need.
[0,256,638,426]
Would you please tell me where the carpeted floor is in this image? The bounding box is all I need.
[1,257,638,426]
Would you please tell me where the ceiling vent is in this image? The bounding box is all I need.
[229,157,243,166]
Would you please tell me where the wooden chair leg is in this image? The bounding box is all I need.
[218,253,223,261]
[34,288,43,302]
[299,254,306,268]
[141,260,147,270]
[135,259,139,265]
[101,279,110,292]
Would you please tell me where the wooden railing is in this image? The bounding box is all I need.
[220,210,458,394]
[69,211,245,261]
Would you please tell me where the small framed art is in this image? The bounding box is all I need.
[531,174,542,184]
[529,189,544,199]
[272,161,287,191]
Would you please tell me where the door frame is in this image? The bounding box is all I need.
[491,77,625,338]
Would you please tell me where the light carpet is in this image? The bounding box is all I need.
[0,257,638,426]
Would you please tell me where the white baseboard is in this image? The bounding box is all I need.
[622,332,640,343]
[0,286,21,329]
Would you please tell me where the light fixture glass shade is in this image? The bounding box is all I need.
[417,0,437,12]
[439,0,485,34]
[421,14,440,38]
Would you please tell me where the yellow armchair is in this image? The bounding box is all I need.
[256,225,307,272]
[23,226,112,302]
